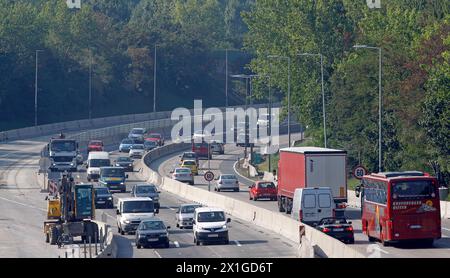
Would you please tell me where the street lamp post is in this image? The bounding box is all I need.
[298,53,327,148]
[353,44,383,173]
[35,50,44,127]
[267,55,291,147]
[89,49,93,120]
[153,44,157,114]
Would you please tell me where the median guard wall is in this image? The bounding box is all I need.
[141,143,366,258]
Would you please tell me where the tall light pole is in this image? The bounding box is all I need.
[353,44,383,173]
[89,48,93,120]
[35,50,44,127]
[268,55,291,147]
[298,53,327,148]
[153,44,157,114]
[226,49,229,107]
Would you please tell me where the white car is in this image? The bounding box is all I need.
[128,128,146,141]
[175,204,203,229]
[193,207,231,245]
[172,168,194,185]
[116,197,156,235]
[129,144,145,159]
[214,174,239,192]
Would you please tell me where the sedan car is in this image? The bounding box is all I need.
[144,140,158,151]
[128,128,146,141]
[315,217,355,244]
[249,181,277,201]
[215,174,239,192]
[131,184,161,213]
[135,218,170,249]
[172,168,194,185]
[180,160,199,175]
[94,186,114,209]
[129,144,145,159]
[176,204,202,229]
[119,138,135,153]
[87,140,104,153]
[114,157,134,172]
[180,152,199,165]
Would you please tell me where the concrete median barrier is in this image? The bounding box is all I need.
[140,145,366,258]
[94,221,117,258]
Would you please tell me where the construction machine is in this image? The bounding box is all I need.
[44,173,98,246]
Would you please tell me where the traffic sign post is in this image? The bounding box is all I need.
[204,170,215,192]
[353,165,368,180]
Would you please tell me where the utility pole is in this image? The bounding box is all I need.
[153,44,157,114]
[89,49,93,120]
[35,50,43,126]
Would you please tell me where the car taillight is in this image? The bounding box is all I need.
[322,228,330,233]
[345,226,353,232]
[338,203,347,209]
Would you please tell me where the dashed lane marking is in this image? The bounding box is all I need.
[234,240,242,247]
[154,250,162,258]
[174,241,180,248]
[0,196,46,212]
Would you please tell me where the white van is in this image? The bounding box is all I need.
[192,207,231,245]
[87,152,110,181]
[291,187,335,226]
[116,197,156,235]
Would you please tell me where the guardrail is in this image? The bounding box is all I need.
[139,143,366,258]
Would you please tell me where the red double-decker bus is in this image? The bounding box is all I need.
[357,171,441,246]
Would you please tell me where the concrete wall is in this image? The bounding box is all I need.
[140,144,366,258]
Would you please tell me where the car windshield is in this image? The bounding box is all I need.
[392,180,435,200]
[95,188,110,195]
[258,182,275,189]
[50,140,76,152]
[117,157,131,162]
[183,161,196,166]
[319,218,348,225]
[145,141,157,146]
[181,205,201,213]
[197,211,225,223]
[121,139,133,144]
[131,129,144,135]
[176,168,191,173]
[122,201,154,213]
[136,186,157,194]
[141,221,165,230]
[101,168,124,177]
[131,145,144,150]
[90,159,110,167]
[183,153,196,158]
[221,175,236,180]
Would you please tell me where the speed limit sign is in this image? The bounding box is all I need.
[353,165,368,180]
[204,171,215,182]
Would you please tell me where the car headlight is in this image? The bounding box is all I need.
[108,197,112,200]
[120,182,124,185]
[138,233,146,238]
[128,164,132,166]
[70,163,74,166]
[222,225,227,229]
[159,233,168,237]
[52,163,56,166]
[124,220,131,224]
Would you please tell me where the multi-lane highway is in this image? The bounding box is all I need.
[152,136,450,258]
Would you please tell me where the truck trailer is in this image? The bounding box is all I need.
[277,147,348,215]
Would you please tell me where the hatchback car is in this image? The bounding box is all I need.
[180,160,199,175]
[87,140,104,153]
[94,186,114,208]
[172,168,194,185]
[249,181,277,201]
[119,138,135,153]
[175,204,202,229]
[315,217,354,244]
[135,218,170,249]
[114,157,134,172]
[129,144,145,158]
[146,133,164,146]
[214,174,239,192]
[131,184,161,213]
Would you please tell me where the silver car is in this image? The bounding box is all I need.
[129,144,145,158]
[172,168,194,185]
[175,204,202,229]
[215,174,240,192]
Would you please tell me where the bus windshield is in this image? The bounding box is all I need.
[51,141,76,152]
[392,180,435,200]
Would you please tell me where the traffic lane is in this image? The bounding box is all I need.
[93,163,298,258]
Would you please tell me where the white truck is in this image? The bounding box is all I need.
[47,139,80,172]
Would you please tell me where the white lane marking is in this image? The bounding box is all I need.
[104,212,116,220]
[0,196,46,212]
[174,241,180,248]
[154,250,162,258]
[169,207,175,211]
[234,240,242,247]
[373,246,389,254]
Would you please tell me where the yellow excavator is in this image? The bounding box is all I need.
[44,173,98,246]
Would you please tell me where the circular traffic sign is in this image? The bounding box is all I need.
[353,165,368,180]
[204,171,215,182]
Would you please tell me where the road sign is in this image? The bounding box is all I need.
[204,171,214,182]
[353,165,368,180]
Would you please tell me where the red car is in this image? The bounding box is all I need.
[249,181,277,201]
[145,133,164,146]
[87,140,104,153]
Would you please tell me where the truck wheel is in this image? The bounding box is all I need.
[136,244,142,249]
[50,226,59,245]
[45,232,50,243]
[278,197,285,212]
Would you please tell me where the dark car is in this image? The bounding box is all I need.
[135,218,170,249]
[144,140,158,151]
[131,184,161,213]
[94,186,114,209]
[114,157,134,172]
[315,217,355,244]
[180,152,199,165]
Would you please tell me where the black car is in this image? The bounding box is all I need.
[114,157,134,172]
[94,186,114,209]
[135,218,170,249]
[131,184,161,213]
[315,217,355,244]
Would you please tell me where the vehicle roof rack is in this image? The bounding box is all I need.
[372,171,425,178]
